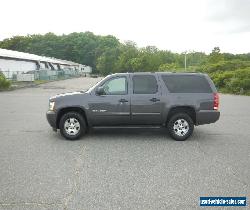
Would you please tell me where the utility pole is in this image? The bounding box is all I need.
[184,51,187,71]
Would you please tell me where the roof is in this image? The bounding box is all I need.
[111,72,204,76]
[0,48,80,66]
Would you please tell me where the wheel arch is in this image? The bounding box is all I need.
[56,106,88,129]
[166,106,196,125]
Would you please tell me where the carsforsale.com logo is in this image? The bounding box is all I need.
[200,197,247,206]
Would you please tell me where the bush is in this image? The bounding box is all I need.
[226,78,250,94]
[201,60,250,73]
[210,68,250,94]
[210,71,234,88]
[0,72,11,90]
[158,63,178,71]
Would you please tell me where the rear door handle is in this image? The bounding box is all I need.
[150,98,160,102]
[119,99,128,103]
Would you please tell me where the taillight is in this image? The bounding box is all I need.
[213,93,219,110]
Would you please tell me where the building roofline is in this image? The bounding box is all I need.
[0,48,82,66]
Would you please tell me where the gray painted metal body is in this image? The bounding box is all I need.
[46,72,220,129]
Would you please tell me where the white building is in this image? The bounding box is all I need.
[0,48,92,79]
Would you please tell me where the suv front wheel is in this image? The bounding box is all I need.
[59,112,86,140]
[167,113,194,141]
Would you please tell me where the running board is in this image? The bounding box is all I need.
[92,126,163,129]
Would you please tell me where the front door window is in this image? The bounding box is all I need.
[102,77,127,95]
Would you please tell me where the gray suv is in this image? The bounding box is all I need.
[46,72,220,141]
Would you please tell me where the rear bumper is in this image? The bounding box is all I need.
[196,110,220,125]
[46,111,57,129]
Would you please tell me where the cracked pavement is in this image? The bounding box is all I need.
[0,77,249,210]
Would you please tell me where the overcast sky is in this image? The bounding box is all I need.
[1,0,250,54]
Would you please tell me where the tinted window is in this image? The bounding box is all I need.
[102,77,127,95]
[161,75,212,93]
[133,75,158,94]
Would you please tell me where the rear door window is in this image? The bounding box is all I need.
[133,75,158,94]
[161,75,212,93]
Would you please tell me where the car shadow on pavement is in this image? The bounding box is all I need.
[85,127,173,141]
[51,127,213,142]
[92,127,167,134]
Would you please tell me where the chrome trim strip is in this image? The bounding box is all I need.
[100,112,130,115]
[132,112,161,115]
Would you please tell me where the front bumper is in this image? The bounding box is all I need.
[196,110,220,125]
[46,111,57,129]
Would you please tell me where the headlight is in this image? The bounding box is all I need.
[49,101,55,111]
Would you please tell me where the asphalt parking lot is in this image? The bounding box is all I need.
[0,77,249,210]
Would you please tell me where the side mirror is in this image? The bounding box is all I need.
[96,86,105,95]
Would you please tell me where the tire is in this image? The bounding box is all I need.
[167,113,194,141]
[59,112,86,140]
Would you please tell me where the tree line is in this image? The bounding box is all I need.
[0,32,250,94]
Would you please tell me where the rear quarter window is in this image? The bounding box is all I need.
[161,75,212,93]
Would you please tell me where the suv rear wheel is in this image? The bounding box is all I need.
[167,113,194,141]
[59,112,86,140]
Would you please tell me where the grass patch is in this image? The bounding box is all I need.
[33,80,49,85]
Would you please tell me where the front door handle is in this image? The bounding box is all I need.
[119,98,128,103]
[150,98,160,102]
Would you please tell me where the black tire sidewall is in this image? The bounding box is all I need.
[167,113,194,141]
[59,112,86,140]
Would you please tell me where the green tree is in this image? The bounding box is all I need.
[115,41,139,72]
[208,47,224,63]
[1,33,250,95]
[96,48,120,75]
[158,63,178,71]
